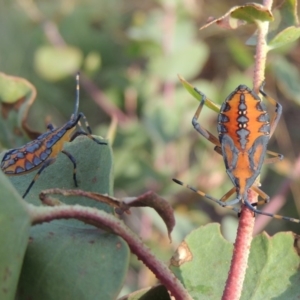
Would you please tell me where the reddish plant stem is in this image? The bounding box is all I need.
[222,190,256,300]
[253,0,272,91]
[27,203,192,300]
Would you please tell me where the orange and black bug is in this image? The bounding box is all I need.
[173,84,300,223]
[1,73,107,198]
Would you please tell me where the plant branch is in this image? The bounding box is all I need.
[222,190,256,300]
[253,0,272,91]
[39,188,175,241]
[26,201,191,300]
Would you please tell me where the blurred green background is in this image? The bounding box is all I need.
[1,0,300,295]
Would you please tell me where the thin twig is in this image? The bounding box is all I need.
[161,1,176,105]
[79,73,129,123]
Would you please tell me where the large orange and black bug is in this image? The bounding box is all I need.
[1,73,107,198]
[173,84,300,223]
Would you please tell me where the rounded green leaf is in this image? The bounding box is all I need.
[34,46,83,81]
[5,136,114,210]
[0,73,34,104]
[170,224,300,299]
[1,137,130,299]
[18,222,129,300]
[0,171,31,300]
[148,42,209,82]
[170,224,232,299]
[242,232,300,299]
[84,51,102,73]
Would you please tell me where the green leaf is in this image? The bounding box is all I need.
[5,136,114,210]
[272,57,300,105]
[200,3,273,31]
[34,46,83,81]
[276,0,299,31]
[0,137,130,299]
[84,51,102,74]
[148,42,209,82]
[18,222,129,300]
[170,224,300,299]
[230,3,274,23]
[0,171,31,300]
[226,38,254,68]
[268,26,300,49]
[242,232,300,299]
[178,75,220,113]
[267,0,300,49]
[170,224,232,299]
[0,73,41,148]
[0,73,34,104]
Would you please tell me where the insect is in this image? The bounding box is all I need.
[173,83,300,223]
[1,73,107,198]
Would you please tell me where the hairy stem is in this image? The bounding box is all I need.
[222,190,256,300]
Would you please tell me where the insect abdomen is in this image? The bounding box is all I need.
[1,125,74,175]
[218,85,270,151]
[1,143,52,175]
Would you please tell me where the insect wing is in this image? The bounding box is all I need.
[1,134,53,175]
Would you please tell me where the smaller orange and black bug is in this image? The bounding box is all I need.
[1,73,107,198]
[173,83,300,223]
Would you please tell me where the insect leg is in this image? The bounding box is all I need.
[61,150,78,187]
[73,112,107,145]
[78,112,93,134]
[250,185,270,206]
[264,150,283,165]
[47,123,55,131]
[259,83,282,138]
[172,178,240,213]
[243,199,300,223]
[220,186,237,202]
[213,146,223,155]
[23,158,56,198]
[70,130,107,145]
[192,88,221,147]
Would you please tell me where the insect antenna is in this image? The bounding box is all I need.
[72,72,80,119]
